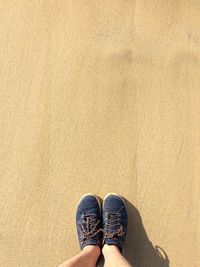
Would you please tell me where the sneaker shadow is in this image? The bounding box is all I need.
[124,199,170,267]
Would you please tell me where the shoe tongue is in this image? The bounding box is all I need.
[109,224,120,232]
[87,216,96,232]
[107,213,120,231]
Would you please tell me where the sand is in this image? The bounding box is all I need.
[0,1,200,267]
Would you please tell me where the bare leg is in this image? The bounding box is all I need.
[103,245,133,267]
[58,245,101,267]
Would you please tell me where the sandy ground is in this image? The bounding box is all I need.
[0,1,200,267]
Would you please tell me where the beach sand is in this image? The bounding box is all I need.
[0,1,200,266]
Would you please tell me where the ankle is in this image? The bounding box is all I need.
[82,245,101,257]
[102,244,120,256]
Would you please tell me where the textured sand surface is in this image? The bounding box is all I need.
[0,1,200,267]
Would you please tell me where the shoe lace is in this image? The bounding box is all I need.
[80,213,101,245]
[103,212,125,239]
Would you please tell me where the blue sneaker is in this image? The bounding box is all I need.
[76,194,102,250]
[102,193,128,254]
